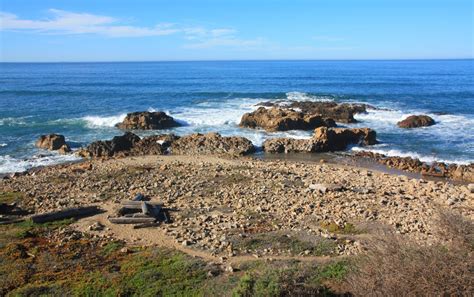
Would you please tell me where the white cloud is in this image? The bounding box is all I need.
[0,9,180,37]
[0,9,266,49]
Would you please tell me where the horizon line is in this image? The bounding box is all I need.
[1,58,473,64]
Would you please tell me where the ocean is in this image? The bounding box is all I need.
[0,60,473,174]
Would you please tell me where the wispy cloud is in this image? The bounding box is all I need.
[183,27,265,49]
[1,9,184,37]
[312,35,344,42]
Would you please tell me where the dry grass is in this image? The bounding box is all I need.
[343,211,474,296]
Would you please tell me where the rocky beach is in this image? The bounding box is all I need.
[1,121,473,294]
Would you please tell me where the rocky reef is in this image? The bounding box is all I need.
[239,107,336,131]
[257,100,372,123]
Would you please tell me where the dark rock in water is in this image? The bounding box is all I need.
[171,132,255,156]
[81,132,140,157]
[116,111,181,130]
[239,107,336,131]
[397,115,435,128]
[263,127,376,153]
[130,134,180,156]
[256,100,373,123]
[35,134,70,153]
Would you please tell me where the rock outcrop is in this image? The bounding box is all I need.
[354,151,474,183]
[263,127,376,153]
[171,132,255,156]
[239,107,336,131]
[80,132,141,158]
[78,132,254,158]
[116,111,181,130]
[256,101,373,123]
[35,134,70,154]
[397,115,435,128]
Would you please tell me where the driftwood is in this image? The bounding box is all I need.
[121,201,162,209]
[31,206,102,223]
[141,202,150,215]
[133,222,161,229]
[108,217,156,224]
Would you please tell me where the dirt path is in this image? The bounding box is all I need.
[73,202,340,265]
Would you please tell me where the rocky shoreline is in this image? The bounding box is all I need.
[18,101,473,184]
[2,100,472,294]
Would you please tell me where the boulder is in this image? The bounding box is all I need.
[171,132,255,156]
[397,115,435,128]
[83,132,140,157]
[256,101,373,123]
[313,127,377,151]
[35,134,70,152]
[263,127,376,153]
[116,111,181,130]
[239,107,336,131]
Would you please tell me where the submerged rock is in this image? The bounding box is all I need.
[116,111,181,130]
[397,115,435,128]
[171,132,255,156]
[35,134,70,153]
[239,107,336,131]
[263,127,376,153]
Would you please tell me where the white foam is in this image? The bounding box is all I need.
[0,143,6,147]
[285,91,334,102]
[82,113,127,128]
[171,99,259,126]
[0,117,28,126]
[0,153,82,174]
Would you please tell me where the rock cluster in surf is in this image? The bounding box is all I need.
[116,111,181,130]
[239,107,336,131]
[256,100,372,123]
[263,127,376,153]
[78,132,255,158]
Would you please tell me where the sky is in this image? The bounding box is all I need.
[0,0,472,62]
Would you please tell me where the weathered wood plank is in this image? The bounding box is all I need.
[108,217,156,224]
[141,202,149,215]
[121,201,163,209]
[133,222,161,229]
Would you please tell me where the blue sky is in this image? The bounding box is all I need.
[0,0,472,62]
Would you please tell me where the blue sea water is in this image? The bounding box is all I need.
[0,60,473,173]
